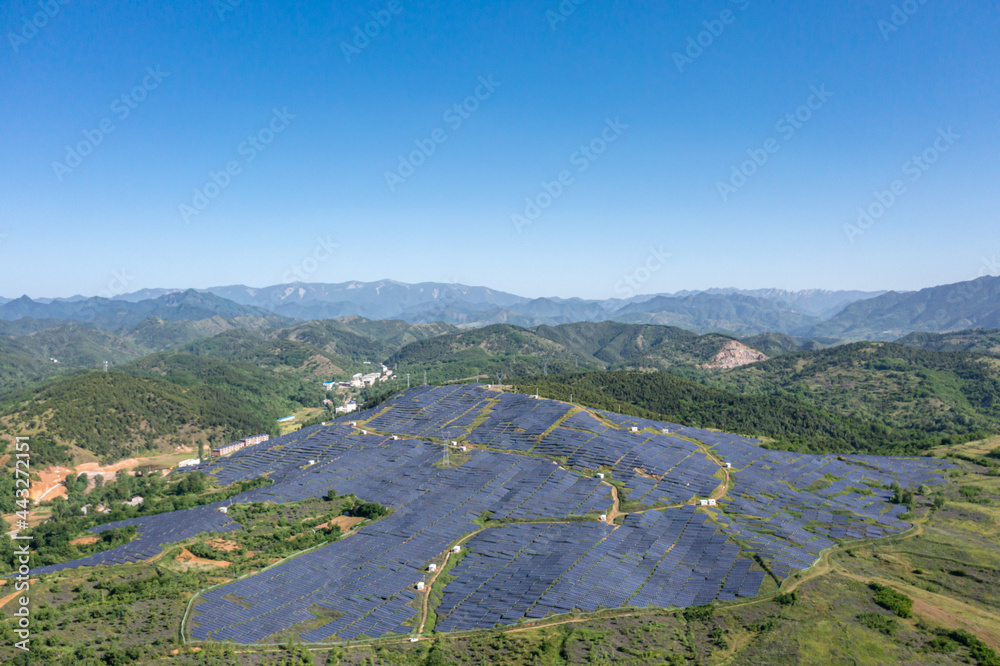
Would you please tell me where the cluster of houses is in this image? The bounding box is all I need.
[323,364,394,391]
[211,433,270,458]
[336,400,358,415]
[80,495,144,515]
[317,364,395,416]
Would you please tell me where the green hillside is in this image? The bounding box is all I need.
[276,320,398,363]
[0,324,150,399]
[121,315,278,351]
[807,276,1000,339]
[518,370,952,455]
[14,324,147,367]
[384,324,601,382]
[0,340,66,399]
[897,329,1000,355]
[739,332,840,357]
[1,354,328,463]
[383,321,768,383]
[708,343,1000,438]
[531,321,734,369]
[308,316,459,347]
[0,316,292,399]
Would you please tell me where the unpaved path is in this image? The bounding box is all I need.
[0,580,37,610]
[417,529,484,634]
[838,570,1000,651]
[604,483,625,524]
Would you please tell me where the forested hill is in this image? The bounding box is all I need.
[383,321,759,383]
[708,342,1000,438]
[0,355,328,464]
[896,329,1000,355]
[517,371,983,456]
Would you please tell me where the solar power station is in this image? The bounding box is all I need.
[33,384,952,644]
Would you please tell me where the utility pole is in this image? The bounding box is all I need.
[407,373,410,389]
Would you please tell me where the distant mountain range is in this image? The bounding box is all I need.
[808,277,1000,339]
[0,290,286,331]
[1,276,998,340]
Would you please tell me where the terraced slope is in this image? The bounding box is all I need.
[30,385,951,645]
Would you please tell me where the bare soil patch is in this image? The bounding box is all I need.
[176,548,230,568]
[205,538,240,552]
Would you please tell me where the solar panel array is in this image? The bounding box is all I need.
[710,444,953,579]
[466,392,574,451]
[31,384,953,644]
[32,504,239,575]
[435,522,612,632]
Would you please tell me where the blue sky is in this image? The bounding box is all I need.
[1,0,997,299]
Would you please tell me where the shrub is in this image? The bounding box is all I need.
[682,605,714,621]
[869,582,913,618]
[947,629,1000,666]
[926,636,959,653]
[348,500,390,520]
[960,486,984,500]
[858,612,898,636]
[774,591,799,606]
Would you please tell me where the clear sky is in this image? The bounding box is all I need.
[1,0,997,300]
